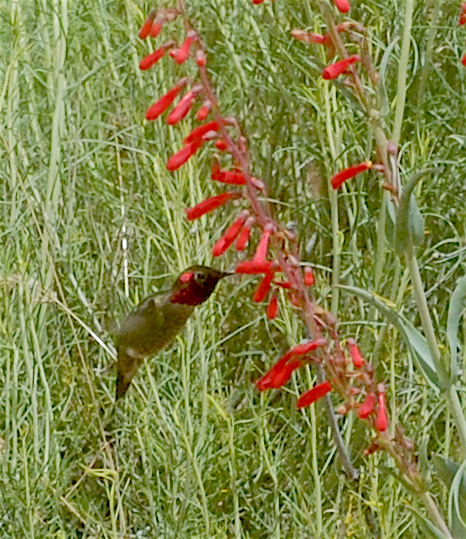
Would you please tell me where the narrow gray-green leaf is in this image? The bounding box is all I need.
[432,456,466,517]
[410,196,425,247]
[450,459,466,537]
[447,275,466,383]
[407,506,451,539]
[395,168,440,256]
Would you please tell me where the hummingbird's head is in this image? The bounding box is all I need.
[169,265,232,306]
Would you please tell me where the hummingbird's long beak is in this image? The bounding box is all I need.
[220,270,235,279]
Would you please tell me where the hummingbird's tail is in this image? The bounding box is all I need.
[115,350,142,400]
[115,369,132,400]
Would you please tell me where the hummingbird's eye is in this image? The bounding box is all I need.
[195,271,207,283]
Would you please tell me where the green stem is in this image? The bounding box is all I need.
[417,0,442,109]
[405,252,448,386]
[374,194,388,290]
[322,86,341,314]
[418,491,453,538]
[392,0,414,146]
[406,251,466,455]
[448,387,466,456]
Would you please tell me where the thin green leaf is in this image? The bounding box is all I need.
[378,37,400,117]
[410,196,425,247]
[432,456,466,517]
[386,199,397,250]
[447,275,466,382]
[395,168,440,256]
[407,507,451,539]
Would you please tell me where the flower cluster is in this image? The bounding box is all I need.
[137,3,396,440]
[255,335,389,432]
[291,17,381,191]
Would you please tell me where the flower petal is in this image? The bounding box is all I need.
[358,393,376,419]
[212,210,249,256]
[267,291,279,319]
[253,271,275,303]
[296,381,333,409]
[184,192,241,220]
[331,161,372,189]
[333,0,350,13]
[322,55,361,80]
[347,338,365,368]
[184,121,220,144]
[256,359,302,391]
[166,141,202,171]
[235,216,255,251]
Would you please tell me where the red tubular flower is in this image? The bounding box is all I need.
[236,216,255,251]
[212,210,249,257]
[212,169,246,185]
[174,31,197,64]
[150,17,165,38]
[462,53,466,67]
[333,0,351,12]
[215,139,228,151]
[139,43,172,70]
[267,338,325,368]
[291,29,327,44]
[267,291,279,319]
[195,50,207,66]
[375,384,389,431]
[304,267,315,286]
[146,79,188,121]
[252,224,274,266]
[292,24,352,47]
[253,271,275,303]
[235,260,276,274]
[297,381,333,409]
[166,85,203,126]
[139,11,156,39]
[288,338,326,357]
[322,54,361,80]
[184,121,220,144]
[256,359,302,391]
[460,3,466,24]
[331,160,372,190]
[196,100,211,121]
[166,141,202,171]
[347,338,365,368]
[256,338,326,392]
[274,280,292,290]
[252,0,265,4]
[185,192,241,221]
[211,168,265,189]
[358,393,376,419]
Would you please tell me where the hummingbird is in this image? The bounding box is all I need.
[115,265,232,400]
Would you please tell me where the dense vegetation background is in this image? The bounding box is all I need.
[1,0,466,537]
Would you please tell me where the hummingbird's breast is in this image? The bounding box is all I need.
[118,293,195,359]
